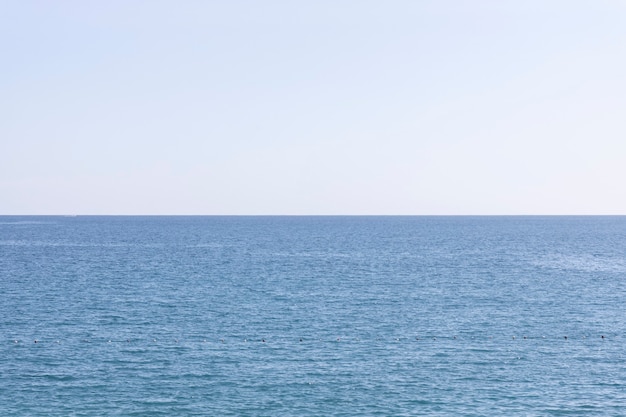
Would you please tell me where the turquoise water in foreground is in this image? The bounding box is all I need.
[1,216,625,416]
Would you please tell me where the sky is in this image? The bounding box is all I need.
[2,0,626,215]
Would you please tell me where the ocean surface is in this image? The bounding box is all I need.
[1,216,625,416]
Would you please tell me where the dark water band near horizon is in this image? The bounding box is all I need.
[1,216,625,416]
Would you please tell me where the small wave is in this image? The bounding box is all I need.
[0,240,167,248]
[532,254,626,273]
[269,251,358,259]
[0,221,55,225]
[41,374,78,382]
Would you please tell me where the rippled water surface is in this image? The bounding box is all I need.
[1,216,625,416]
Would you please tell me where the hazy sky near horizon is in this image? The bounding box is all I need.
[2,1,626,214]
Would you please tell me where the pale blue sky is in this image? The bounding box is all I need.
[2,1,625,214]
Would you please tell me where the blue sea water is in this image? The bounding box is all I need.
[1,216,625,416]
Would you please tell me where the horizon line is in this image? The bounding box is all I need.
[1,214,625,217]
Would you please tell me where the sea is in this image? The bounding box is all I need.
[1,216,625,416]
